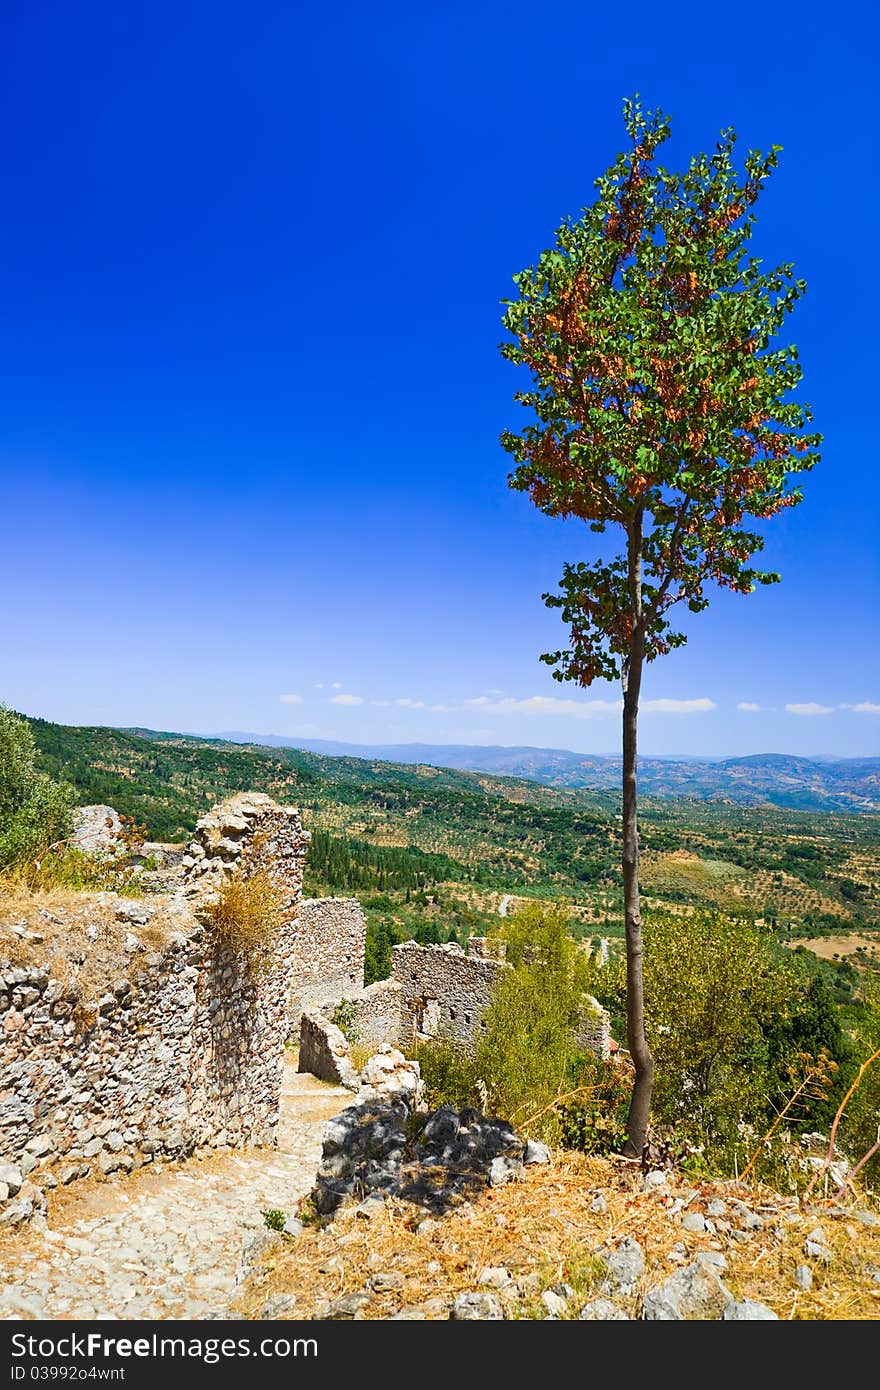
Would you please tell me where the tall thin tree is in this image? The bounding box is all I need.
[500,98,821,1157]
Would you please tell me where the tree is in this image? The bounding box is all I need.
[0,706,75,871]
[500,99,821,1156]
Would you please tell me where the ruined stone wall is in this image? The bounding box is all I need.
[0,793,308,1223]
[289,897,366,1030]
[320,978,404,1051]
[391,941,509,1051]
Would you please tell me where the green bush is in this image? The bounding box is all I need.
[638,909,848,1161]
[420,902,609,1145]
[0,707,75,871]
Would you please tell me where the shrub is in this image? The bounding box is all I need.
[0,707,75,871]
[199,870,284,969]
[640,909,849,1161]
[420,902,610,1146]
[262,1209,287,1231]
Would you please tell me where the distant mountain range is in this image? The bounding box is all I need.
[206,733,880,814]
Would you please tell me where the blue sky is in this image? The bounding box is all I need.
[1,0,877,758]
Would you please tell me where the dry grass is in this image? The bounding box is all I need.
[238,1152,880,1321]
[0,880,189,1011]
[198,871,283,966]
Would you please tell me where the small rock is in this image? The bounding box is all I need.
[451,1291,504,1321]
[282,1217,304,1237]
[643,1169,667,1190]
[541,1289,568,1318]
[478,1267,513,1290]
[805,1228,832,1263]
[24,1135,53,1158]
[603,1237,645,1294]
[261,1294,297,1318]
[682,1212,707,1234]
[696,1251,727,1273]
[488,1155,523,1187]
[368,1271,404,1293]
[0,1164,23,1196]
[323,1291,370,1319]
[723,1299,778,1320]
[642,1260,730,1321]
[390,1307,426,1320]
[590,1193,608,1215]
[706,1198,727,1218]
[795,1265,812,1291]
[854,1210,878,1228]
[579,1298,630,1320]
[355,1196,386,1220]
[0,1198,33,1225]
[524,1139,551,1165]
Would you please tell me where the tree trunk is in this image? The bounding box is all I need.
[622,521,654,1159]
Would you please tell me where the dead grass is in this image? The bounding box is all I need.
[0,880,190,1011]
[198,871,283,967]
[238,1152,880,1321]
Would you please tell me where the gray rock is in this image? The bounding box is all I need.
[323,1291,371,1319]
[368,1272,404,1292]
[682,1212,707,1233]
[590,1193,608,1214]
[723,1299,778,1320]
[642,1260,730,1320]
[804,1228,832,1263]
[794,1265,812,1291]
[261,1294,297,1318]
[0,1197,34,1225]
[696,1251,727,1273]
[524,1139,551,1165]
[603,1237,645,1294]
[854,1209,878,1228]
[541,1289,568,1317]
[282,1217,304,1238]
[579,1298,631,1320]
[643,1169,667,1190]
[488,1155,523,1187]
[390,1307,427,1319]
[25,1134,53,1157]
[451,1291,504,1320]
[733,1203,764,1231]
[707,1199,727,1218]
[355,1196,386,1220]
[0,1163,22,1196]
[478,1266,513,1290]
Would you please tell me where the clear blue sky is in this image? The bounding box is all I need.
[1,0,877,758]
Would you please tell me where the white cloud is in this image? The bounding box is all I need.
[430,704,455,713]
[395,698,426,709]
[370,699,391,707]
[851,702,880,714]
[279,693,302,704]
[313,682,324,690]
[785,702,834,716]
[465,695,622,718]
[737,701,763,712]
[331,693,364,706]
[331,682,343,689]
[642,698,716,714]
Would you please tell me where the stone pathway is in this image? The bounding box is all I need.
[0,1062,349,1320]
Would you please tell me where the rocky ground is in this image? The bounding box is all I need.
[0,1060,349,1320]
[241,1098,880,1321]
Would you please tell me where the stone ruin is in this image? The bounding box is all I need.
[1,790,612,1224]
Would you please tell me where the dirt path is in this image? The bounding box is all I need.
[0,1062,348,1320]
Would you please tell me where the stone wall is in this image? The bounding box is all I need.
[0,793,309,1222]
[289,897,366,1030]
[321,978,404,1051]
[391,940,509,1051]
[297,1011,359,1090]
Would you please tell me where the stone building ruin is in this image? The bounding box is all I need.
[1,790,612,1221]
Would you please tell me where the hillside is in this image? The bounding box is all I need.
[206,734,880,815]
[23,715,880,938]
